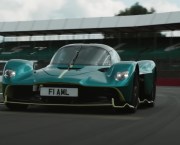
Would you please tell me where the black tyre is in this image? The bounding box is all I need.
[147,76,156,107]
[128,69,140,113]
[5,103,28,111]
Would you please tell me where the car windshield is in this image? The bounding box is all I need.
[50,45,111,66]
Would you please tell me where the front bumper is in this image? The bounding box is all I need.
[2,83,134,109]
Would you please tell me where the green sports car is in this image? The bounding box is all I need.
[2,44,156,112]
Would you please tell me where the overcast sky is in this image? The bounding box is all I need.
[0,0,180,21]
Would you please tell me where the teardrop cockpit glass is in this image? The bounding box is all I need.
[50,45,111,66]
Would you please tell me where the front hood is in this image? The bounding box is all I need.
[43,65,98,77]
[34,65,119,86]
[3,64,130,87]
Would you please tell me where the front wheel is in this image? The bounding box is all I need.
[128,69,140,113]
[5,103,28,111]
[147,76,156,107]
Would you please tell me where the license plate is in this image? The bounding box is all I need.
[40,87,78,97]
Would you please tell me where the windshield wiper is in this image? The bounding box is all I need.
[68,49,81,70]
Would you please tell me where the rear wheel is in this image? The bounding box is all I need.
[5,103,28,111]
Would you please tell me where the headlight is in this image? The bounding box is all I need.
[4,69,16,78]
[115,71,129,81]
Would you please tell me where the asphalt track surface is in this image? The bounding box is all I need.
[0,86,180,145]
